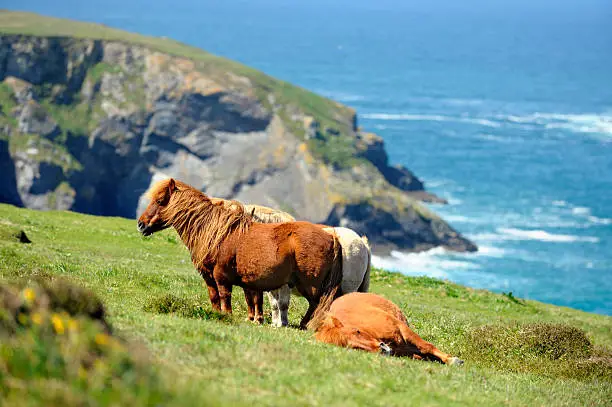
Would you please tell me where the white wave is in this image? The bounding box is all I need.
[497,228,599,243]
[572,207,591,215]
[361,113,501,128]
[476,245,507,258]
[549,202,612,226]
[444,214,471,223]
[447,197,463,205]
[404,96,486,107]
[371,247,478,279]
[426,179,453,188]
[476,133,515,143]
[497,112,612,136]
[588,215,612,225]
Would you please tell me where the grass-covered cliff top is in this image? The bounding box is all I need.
[0,10,355,141]
[0,203,610,406]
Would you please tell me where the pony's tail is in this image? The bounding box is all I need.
[306,234,343,331]
[357,236,371,293]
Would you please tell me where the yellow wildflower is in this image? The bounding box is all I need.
[95,333,110,346]
[51,314,65,335]
[22,288,35,303]
[31,312,43,325]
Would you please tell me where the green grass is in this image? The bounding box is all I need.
[0,82,18,130]
[0,204,610,406]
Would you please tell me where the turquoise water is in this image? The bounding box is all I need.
[11,0,612,315]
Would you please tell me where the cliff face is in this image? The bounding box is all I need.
[0,12,476,254]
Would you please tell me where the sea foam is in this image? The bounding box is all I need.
[496,228,599,243]
[361,113,501,128]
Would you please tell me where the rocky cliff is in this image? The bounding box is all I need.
[0,11,476,254]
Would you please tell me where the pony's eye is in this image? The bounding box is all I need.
[356,329,361,335]
[156,200,163,205]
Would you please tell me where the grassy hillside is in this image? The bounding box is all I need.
[0,203,610,406]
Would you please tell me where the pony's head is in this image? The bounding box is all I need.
[316,316,390,354]
[137,178,178,236]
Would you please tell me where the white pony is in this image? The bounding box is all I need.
[210,198,371,327]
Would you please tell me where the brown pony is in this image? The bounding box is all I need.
[137,178,343,328]
[308,292,463,365]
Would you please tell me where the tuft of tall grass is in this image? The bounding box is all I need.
[0,280,215,406]
[143,293,230,321]
[462,323,611,381]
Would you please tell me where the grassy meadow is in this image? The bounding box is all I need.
[0,203,610,406]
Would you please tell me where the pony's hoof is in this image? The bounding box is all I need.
[448,357,464,366]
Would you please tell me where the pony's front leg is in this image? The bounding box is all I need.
[199,268,221,311]
[217,282,233,314]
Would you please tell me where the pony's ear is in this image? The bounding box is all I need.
[168,178,176,194]
[330,316,344,329]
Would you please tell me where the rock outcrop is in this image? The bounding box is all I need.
[0,11,476,254]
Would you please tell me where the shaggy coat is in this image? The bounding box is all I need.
[211,198,371,327]
[138,179,343,328]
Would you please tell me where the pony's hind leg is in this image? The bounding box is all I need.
[277,284,290,327]
[243,288,256,321]
[267,285,290,327]
[299,299,318,330]
[267,289,282,327]
[398,323,462,365]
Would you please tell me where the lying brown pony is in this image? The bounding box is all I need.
[137,178,343,328]
[308,292,463,365]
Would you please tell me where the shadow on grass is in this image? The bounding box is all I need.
[143,293,230,322]
[463,323,612,381]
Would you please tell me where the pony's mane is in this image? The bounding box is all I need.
[313,317,348,346]
[151,179,252,269]
[245,204,296,223]
[209,197,295,224]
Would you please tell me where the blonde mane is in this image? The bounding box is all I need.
[148,179,252,269]
[209,197,296,223]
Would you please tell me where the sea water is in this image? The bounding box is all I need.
[12,0,612,314]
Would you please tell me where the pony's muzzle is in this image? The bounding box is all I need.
[137,221,152,235]
[379,342,392,356]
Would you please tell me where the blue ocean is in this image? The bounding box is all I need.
[11,0,612,315]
